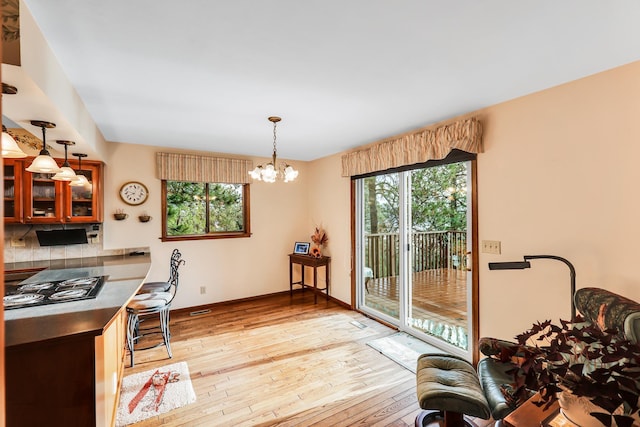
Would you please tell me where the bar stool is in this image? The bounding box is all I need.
[137,248,184,294]
[126,251,186,367]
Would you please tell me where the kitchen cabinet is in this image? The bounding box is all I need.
[63,159,103,223]
[96,308,127,427]
[3,158,24,223]
[3,157,103,223]
[6,308,127,427]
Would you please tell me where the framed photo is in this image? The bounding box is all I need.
[293,242,310,255]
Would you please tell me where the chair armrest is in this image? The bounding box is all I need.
[574,287,640,344]
[479,337,536,363]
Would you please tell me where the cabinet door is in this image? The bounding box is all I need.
[63,160,103,223]
[3,159,24,223]
[22,167,65,223]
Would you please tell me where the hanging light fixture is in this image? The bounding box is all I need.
[2,125,27,158]
[1,83,27,158]
[248,116,298,183]
[70,152,89,187]
[26,120,61,173]
[52,140,77,181]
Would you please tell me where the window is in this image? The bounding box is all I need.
[161,180,250,241]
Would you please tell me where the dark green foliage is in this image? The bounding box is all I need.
[166,181,244,236]
[363,162,467,234]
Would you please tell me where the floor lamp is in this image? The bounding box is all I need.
[488,255,576,321]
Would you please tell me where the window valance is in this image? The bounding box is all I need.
[341,117,482,177]
[156,152,253,184]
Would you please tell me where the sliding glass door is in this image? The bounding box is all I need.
[356,160,474,359]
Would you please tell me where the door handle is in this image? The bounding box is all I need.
[465,251,472,271]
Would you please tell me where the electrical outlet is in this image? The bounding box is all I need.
[481,240,501,254]
[10,237,25,247]
[91,235,100,244]
[200,286,206,294]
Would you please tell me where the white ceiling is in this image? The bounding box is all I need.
[17,0,640,161]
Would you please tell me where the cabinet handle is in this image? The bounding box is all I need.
[66,216,72,221]
[26,216,32,221]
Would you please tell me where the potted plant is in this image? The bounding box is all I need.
[506,317,640,426]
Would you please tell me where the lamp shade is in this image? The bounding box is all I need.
[26,154,61,173]
[70,173,89,187]
[2,131,27,158]
[52,165,77,181]
[283,165,298,182]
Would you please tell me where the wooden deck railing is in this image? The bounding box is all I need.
[365,231,466,278]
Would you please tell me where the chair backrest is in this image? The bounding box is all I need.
[167,248,186,290]
[574,287,640,344]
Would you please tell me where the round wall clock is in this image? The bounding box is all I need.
[119,181,149,205]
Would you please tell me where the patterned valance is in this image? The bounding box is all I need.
[341,117,482,177]
[156,152,253,184]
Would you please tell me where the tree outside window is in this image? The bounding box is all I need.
[162,180,250,241]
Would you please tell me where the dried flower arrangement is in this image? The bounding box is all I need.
[311,226,328,247]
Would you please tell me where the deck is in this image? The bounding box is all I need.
[364,268,469,348]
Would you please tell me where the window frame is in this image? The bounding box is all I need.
[160,180,251,241]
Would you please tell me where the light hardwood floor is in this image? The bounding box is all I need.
[126,291,494,426]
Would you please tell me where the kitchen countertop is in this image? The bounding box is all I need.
[4,253,151,348]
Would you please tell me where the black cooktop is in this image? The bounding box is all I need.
[3,276,106,310]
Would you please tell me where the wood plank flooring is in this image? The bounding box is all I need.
[125,292,495,426]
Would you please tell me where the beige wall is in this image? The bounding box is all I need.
[102,143,311,310]
[476,61,640,339]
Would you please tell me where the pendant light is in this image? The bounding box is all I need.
[1,83,27,158]
[26,120,61,173]
[248,116,298,183]
[70,153,89,186]
[2,125,27,158]
[52,140,77,181]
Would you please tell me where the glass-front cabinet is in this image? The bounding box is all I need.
[63,160,102,223]
[3,157,103,224]
[3,159,24,223]
[23,170,64,223]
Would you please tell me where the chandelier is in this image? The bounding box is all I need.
[248,116,298,183]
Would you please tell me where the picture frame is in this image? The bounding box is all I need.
[293,242,310,255]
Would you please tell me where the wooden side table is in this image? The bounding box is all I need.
[289,253,330,304]
[503,393,560,426]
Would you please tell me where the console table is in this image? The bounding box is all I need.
[289,253,330,303]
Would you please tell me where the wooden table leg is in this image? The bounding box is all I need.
[289,259,293,296]
[325,262,330,301]
[313,265,318,304]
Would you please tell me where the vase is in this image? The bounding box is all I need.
[559,390,640,427]
[310,245,322,258]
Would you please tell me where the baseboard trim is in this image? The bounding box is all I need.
[172,289,352,317]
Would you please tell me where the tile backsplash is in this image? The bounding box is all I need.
[4,224,125,263]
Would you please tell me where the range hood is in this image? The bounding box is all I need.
[36,229,88,246]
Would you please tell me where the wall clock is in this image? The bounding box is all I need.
[119,181,149,205]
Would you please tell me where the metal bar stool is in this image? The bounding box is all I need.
[126,251,185,367]
[137,248,184,294]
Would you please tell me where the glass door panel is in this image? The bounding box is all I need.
[26,171,62,222]
[4,160,21,223]
[69,169,94,219]
[361,173,401,321]
[407,163,469,351]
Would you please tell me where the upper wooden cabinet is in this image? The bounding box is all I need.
[3,159,24,224]
[3,157,103,224]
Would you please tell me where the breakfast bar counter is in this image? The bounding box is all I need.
[4,253,152,427]
[5,253,151,347]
